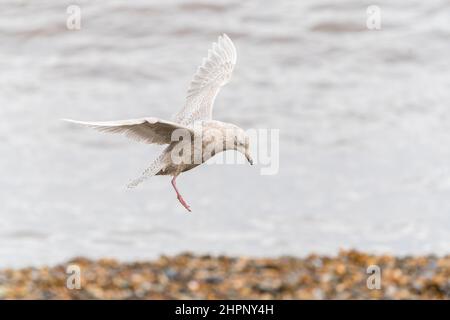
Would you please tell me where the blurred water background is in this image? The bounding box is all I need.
[0,0,449,267]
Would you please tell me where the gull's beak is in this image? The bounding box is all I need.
[246,153,253,165]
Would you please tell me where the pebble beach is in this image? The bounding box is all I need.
[0,250,448,300]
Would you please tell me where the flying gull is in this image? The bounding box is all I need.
[63,34,253,212]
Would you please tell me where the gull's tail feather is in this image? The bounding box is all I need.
[127,154,165,188]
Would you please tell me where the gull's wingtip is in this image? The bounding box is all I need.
[60,118,91,126]
[221,33,231,42]
[61,118,82,124]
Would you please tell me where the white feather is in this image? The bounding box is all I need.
[174,34,237,126]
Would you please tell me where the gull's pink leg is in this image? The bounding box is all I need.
[171,176,191,212]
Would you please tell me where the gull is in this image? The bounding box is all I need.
[63,34,253,212]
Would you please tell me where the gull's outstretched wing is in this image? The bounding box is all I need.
[62,117,194,145]
[174,34,237,126]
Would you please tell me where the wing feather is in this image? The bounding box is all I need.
[62,117,193,145]
[174,34,237,126]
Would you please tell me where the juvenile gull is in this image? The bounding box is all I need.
[63,34,253,212]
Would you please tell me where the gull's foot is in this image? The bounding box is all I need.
[177,195,192,212]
